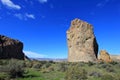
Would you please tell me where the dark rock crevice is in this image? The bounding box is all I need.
[93,37,98,58]
[0,35,4,58]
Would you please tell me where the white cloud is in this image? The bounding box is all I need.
[1,0,21,10]
[14,13,35,20]
[25,13,35,19]
[38,0,47,3]
[24,51,47,58]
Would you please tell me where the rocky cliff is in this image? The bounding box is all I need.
[0,35,25,60]
[67,18,98,62]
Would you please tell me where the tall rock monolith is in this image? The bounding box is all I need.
[67,18,98,62]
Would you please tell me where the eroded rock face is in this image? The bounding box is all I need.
[67,18,98,62]
[99,50,112,62]
[0,35,25,60]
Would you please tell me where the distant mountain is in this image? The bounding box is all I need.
[30,58,67,62]
[110,55,120,62]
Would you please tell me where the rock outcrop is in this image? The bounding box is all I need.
[67,18,98,62]
[99,50,112,62]
[0,35,25,60]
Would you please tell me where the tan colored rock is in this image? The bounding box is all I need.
[99,50,112,62]
[67,18,98,62]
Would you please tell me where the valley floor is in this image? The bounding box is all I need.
[0,59,120,80]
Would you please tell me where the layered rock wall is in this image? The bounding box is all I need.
[0,35,25,60]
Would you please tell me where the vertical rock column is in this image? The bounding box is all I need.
[67,19,98,62]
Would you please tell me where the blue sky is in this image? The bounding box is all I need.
[0,0,120,58]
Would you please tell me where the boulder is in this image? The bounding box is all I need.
[0,35,25,60]
[99,50,112,62]
[67,18,98,62]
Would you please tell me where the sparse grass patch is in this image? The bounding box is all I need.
[65,64,87,80]
[0,59,120,80]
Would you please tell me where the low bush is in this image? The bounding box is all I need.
[77,62,86,67]
[56,62,68,72]
[25,61,33,68]
[32,62,42,69]
[65,65,87,80]
[88,61,95,66]
[2,59,25,78]
[0,60,9,65]
[110,61,118,65]
[89,71,101,77]
[8,59,25,78]
[101,74,114,80]
[106,67,115,73]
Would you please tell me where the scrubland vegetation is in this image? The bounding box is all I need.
[0,59,120,80]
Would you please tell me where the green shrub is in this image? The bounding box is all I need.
[73,62,86,67]
[40,65,54,73]
[56,62,68,72]
[5,59,25,78]
[106,67,115,73]
[100,63,108,68]
[32,62,42,69]
[25,61,33,68]
[88,61,95,66]
[101,74,114,80]
[0,60,9,65]
[98,63,111,69]
[89,71,101,77]
[41,62,52,69]
[40,61,48,65]
[0,73,9,80]
[9,59,24,78]
[110,61,118,65]
[65,65,87,80]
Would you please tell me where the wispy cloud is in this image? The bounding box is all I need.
[1,0,21,10]
[25,13,35,19]
[38,0,47,4]
[96,0,110,8]
[90,0,111,15]
[14,13,23,20]
[14,13,35,20]
[24,51,47,58]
